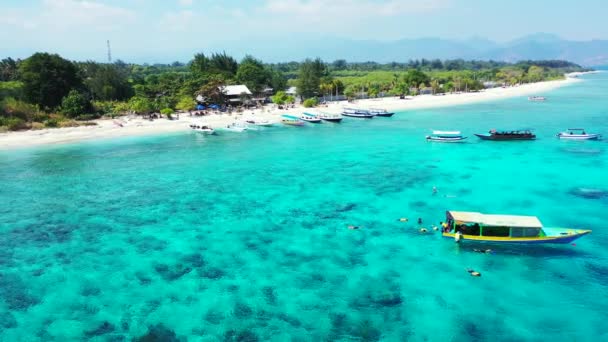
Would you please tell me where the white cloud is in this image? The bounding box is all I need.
[39,0,136,32]
[265,0,449,17]
[160,10,196,32]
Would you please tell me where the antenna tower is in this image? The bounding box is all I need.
[107,40,112,63]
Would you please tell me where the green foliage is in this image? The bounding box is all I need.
[1,97,41,123]
[285,95,295,104]
[160,108,173,119]
[271,91,288,105]
[297,58,326,99]
[0,57,20,82]
[0,117,28,130]
[343,85,357,99]
[302,98,318,108]
[129,96,154,114]
[44,118,58,128]
[196,75,227,105]
[79,61,133,101]
[61,90,90,118]
[176,96,195,111]
[19,52,82,109]
[269,68,287,92]
[236,55,270,95]
[0,81,24,100]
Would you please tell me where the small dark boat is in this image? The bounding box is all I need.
[475,129,536,141]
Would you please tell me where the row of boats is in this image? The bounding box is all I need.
[190,107,396,133]
[426,128,602,142]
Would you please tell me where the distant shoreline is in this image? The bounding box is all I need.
[0,73,590,150]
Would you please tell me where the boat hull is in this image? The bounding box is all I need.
[321,118,342,123]
[374,113,395,117]
[557,133,601,140]
[301,118,322,123]
[341,113,374,118]
[475,134,536,141]
[442,229,590,244]
[282,121,304,126]
[426,136,467,142]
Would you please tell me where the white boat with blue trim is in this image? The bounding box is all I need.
[426,130,467,142]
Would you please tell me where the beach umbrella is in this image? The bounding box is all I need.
[196,104,206,110]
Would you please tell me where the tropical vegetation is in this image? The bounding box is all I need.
[0,52,588,131]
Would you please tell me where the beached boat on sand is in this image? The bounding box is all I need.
[281,114,305,126]
[557,128,601,140]
[369,108,395,117]
[189,124,215,135]
[475,129,536,141]
[318,112,342,123]
[426,130,467,142]
[300,112,322,123]
[341,108,374,118]
[442,211,591,244]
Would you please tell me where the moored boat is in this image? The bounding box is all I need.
[281,114,305,126]
[369,108,395,117]
[528,96,547,102]
[189,124,215,135]
[426,130,467,142]
[223,122,248,132]
[300,112,322,123]
[442,211,591,244]
[557,128,601,140]
[318,112,342,123]
[341,108,374,118]
[245,119,274,127]
[475,129,536,141]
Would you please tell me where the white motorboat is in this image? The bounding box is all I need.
[341,108,374,118]
[300,112,322,123]
[557,128,601,140]
[189,124,215,135]
[245,119,274,127]
[223,122,248,132]
[318,112,342,123]
[426,130,467,142]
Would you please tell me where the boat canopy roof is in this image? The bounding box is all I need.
[282,114,299,120]
[432,130,461,136]
[302,112,318,117]
[447,211,543,228]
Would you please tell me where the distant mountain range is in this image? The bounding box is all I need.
[219,33,608,66]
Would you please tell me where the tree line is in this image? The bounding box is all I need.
[0,53,588,131]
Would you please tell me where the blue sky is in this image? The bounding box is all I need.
[2,0,607,63]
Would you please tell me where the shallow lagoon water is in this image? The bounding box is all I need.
[1,74,608,341]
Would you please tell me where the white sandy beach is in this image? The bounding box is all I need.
[0,75,585,150]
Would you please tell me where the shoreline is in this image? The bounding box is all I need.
[0,75,586,150]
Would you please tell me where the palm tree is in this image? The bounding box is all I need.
[430,79,440,95]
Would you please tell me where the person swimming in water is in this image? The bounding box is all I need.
[473,248,493,254]
[348,225,360,230]
[467,268,481,277]
[417,218,423,224]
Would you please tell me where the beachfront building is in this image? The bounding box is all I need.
[221,85,253,105]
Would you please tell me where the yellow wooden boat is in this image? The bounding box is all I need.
[442,211,591,244]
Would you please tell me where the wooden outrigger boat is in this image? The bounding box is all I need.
[442,211,591,244]
[281,114,305,126]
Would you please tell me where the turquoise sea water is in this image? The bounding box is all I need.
[1,74,608,341]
